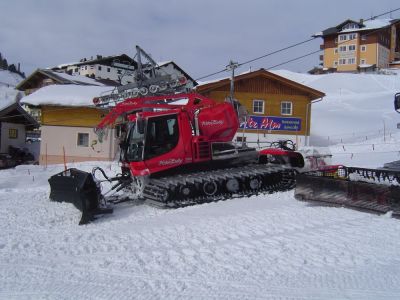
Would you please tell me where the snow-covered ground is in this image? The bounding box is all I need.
[2,70,400,299]
[1,138,400,299]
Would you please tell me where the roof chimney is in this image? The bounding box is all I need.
[360,18,364,25]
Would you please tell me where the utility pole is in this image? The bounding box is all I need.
[226,60,239,101]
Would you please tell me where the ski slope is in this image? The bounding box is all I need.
[273,69,400,145]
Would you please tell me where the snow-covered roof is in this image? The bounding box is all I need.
[342,18,393,33]
[53,61,80,69]
[314,18,398,37]
[52,54,136,69]
[16,69,107,91]
[21,84,115,107]
[156,61,173,67]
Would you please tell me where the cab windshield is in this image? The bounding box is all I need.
[123,114,179,162]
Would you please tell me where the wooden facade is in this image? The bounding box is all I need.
[41,106,105,127]
[196,69,325,138]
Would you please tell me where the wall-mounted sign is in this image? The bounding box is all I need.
[239,115,302,131]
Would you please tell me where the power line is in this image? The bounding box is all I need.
[195,7,400,81]
[195,38,317,81]
[266,49,322,70]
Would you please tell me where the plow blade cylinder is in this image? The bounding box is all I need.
[48,168,113,225]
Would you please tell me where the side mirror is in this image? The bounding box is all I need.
[395,93,400,113]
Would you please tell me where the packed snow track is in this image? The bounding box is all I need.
[1,164,400,299]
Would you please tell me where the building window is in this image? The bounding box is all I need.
[361,59,366,64]
[334,61,338,67]
[343,23,359,30]
[85,66,88,70]
[347,58,355,64]
[361,35,367,40]
[281,101,292,115]
[361,45,367,52]
[348,45,356,51]
[339,45,347,52]
[339,59,347,65]
[334,48,338,54]
[349,33,357,40]
[107,67,111,72]
[339,34,347,41]
[98,66,102,71]
[334,38,338,44]
[77,133,89,147]
[117,70,122,75]
[74,68,78,72]
[9,128,18,139]
[253,100,264,114]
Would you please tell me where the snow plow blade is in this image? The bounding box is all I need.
[295,166,400,216]
[48,168,113,225]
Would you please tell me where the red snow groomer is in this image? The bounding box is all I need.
[48,46,305,224]
[295,93,400,216]
[49,93,304,224]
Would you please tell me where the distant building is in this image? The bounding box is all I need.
[52,54,137,85]
[20,84,118,165]
[314,18,400,72]
[52,55,197,88]
[16,68,109,124]
[196,69,325,146]
[0,102,39,156]
[152,61,197,90]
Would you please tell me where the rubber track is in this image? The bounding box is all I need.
[142,164,296,208]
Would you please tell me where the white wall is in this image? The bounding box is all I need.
[0,122,26,153]
[68,64,135,85]
[40,125,119,163]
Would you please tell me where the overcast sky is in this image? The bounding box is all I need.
[1,0,400,81]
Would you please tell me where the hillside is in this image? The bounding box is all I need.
[273,69,400,145]
[0,69,24,110]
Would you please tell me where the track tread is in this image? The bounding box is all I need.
[142,164,296,208]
